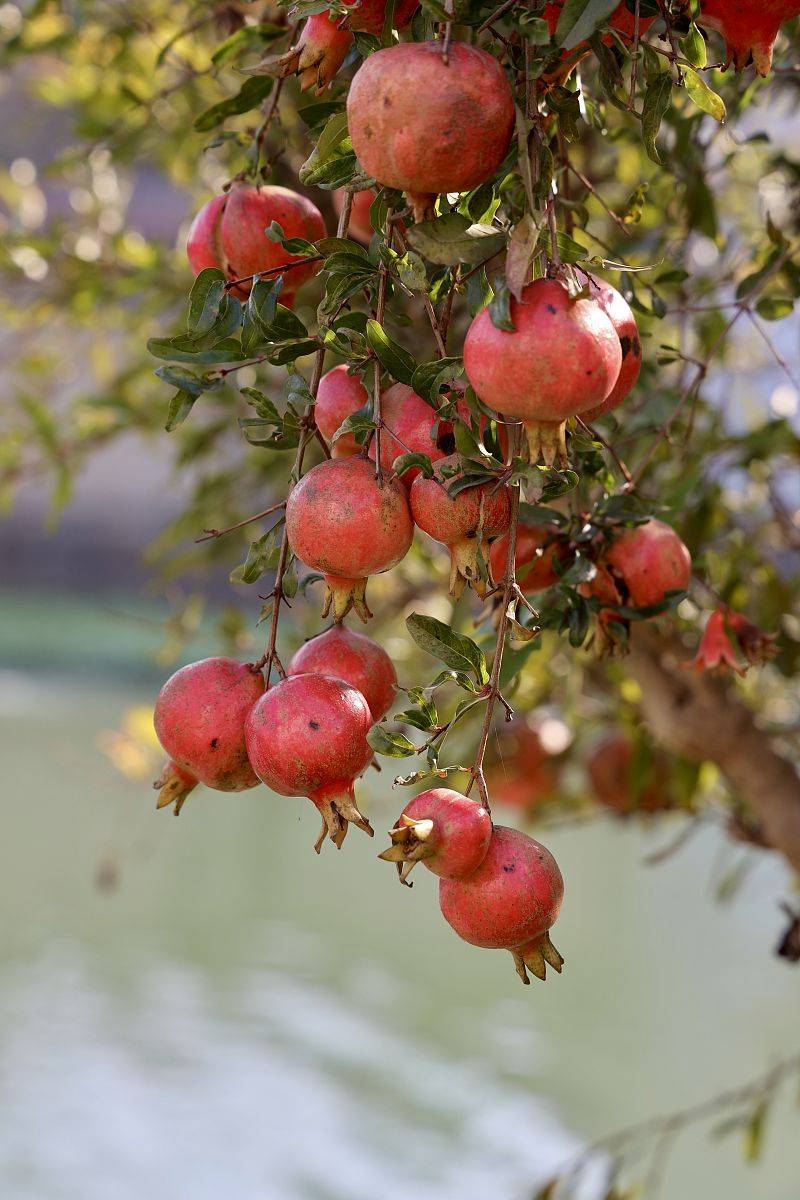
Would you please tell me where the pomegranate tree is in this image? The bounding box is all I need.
[347,41,515,220]
[409,456,512,597]
[463,278,623,466]
[245,674,374,851]
[287,624,397,721]
[153,657,264,813]
[285,456,414,621]
[186,183,326,301]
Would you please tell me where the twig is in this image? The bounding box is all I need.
[223,254,324,293]
[372,218,393,482]
[576,417,633,485]
[196,500,286,543]
[476,0,516,35]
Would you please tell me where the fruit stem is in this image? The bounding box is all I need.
[465,424,524,811]
[372,216,393,484]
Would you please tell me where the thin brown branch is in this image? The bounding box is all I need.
[196,500,286,543]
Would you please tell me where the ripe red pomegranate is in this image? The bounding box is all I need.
[583,279,642,419]
[276,1,418,93]
[369,383,454,482]
[315,365,368,456]
[186,184,326,301]
[587,732,673,815]
[287,624,397,721]
[409,455,511,597]
[544,0,655,41]
[245,674,374,851]
[153,657,264,814]
[603,518,691,609]
[489,523,567,594]
[439,825,564,983]
[379,789,492,884]
[334,187,376,244]
[347,41,515,220]
[285,456,413,621]
[699,0,800,75]
[463,278,622,466]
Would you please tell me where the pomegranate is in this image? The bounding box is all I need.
[699,0,800,75]
[485,719,564,815]
[287,624,397,721]
[409,455,512,598]
[275,1,418,93]
[285,456,413,621]
[347,41,515,221]
[463,278,622,466]
[334,187,376,244]
[245,674,374,851]
[489,523,567,594]
[344,0,419,32]
[583,278,642,419]
[603,518,691,609]
[587,732,673,815]
[315,365,368,456]
[153,657,264,814]
[691,607,778,675]
[544,0,656,42]
[439,825,564,983]
[369,383,454,482]
[379,789,492,884]
[186,184,326,301]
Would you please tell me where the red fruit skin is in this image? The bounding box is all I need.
[439,826,564,982]
[153,658,264,808]
[347,42,515,217]
[588,733,671,815]
[186,184,326,301]
[315,365,369,456]
[700,0,800,75]
[344,0,419,34]
[486,722,562,815]
[583,279,642,419]
[285,457,413,621]
[489,523,566,594]
[389,790,492,880]
[369,383,454,482]
[604,518,691,609]
[463,279,622,465]
[334,188,376,244]
[544,0,655,41]
[279,10,354,94]
[409,454,511,597]
[245,674,374,850]
[287,624,397,721]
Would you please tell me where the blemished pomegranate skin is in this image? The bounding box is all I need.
[380,790,492,885]
[287,624,397,721]
[409,455,512,597]
[584,279,642,419]
[699,0,800,75]
[245,674,374,851]
[315,365,369,456]
[463,278,622,466]
[439,825,565,983]
[604,518,691,609]
[153,657,265,813]
[285,456,414,622]
[489,524,567,594]
[369,383,455,483]
[347,41,515,219]
[186,184,326,301]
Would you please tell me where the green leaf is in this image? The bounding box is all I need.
[393,452,434,478]
[489,277,515,331]
[683,68,726,123]
[407,214,506,267]
[298,111,351,184]
[366,319,417,386]
[147,336,248,365]
[154,366,209,396]
[187,268,227,335]
[367,725,417,757]
[506,213,544,301]
[411,357,463,402]
[642,72,672,165]
[681,21,707,69]
[556,0,619,51]
[755,295,794,320]
[211,23,284,68]
[165,390,196,432]
[406,613,489,685]
[193,76,273,132]
[395,250,428,292]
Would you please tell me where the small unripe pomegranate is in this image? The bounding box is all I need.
[603,518,691,609]
[287,624,397,721]
[153,657,265,814]
[245,674,374,851]
[379,789,492,885]
[347,41,515,221]
[583,279,642,419]
[334,188,376,244]
[315,365,368,456]
[409,455,511,598]
[463,279,622,466]
[439,825,564,984]
[587,733,673,815]
[699,0,800,75]
[369,383,454,481]
[275,1,418,93]
[285,456,413,621]
[489,523,567,594]
[186,184,326,301]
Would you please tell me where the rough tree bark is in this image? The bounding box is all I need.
[627,628,800,874]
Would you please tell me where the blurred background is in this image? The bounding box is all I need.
[2,3,800,1198]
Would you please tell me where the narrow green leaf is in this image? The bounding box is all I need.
[642,72,673,165]
[556,0,619,51]
[683,68,726,123]
[366,320,417,386]
[187,268,227,335]
[406,613,489,685]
